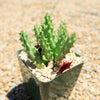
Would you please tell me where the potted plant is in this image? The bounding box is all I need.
[17,14,84,100]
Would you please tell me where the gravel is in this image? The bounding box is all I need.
[0,0,100,99]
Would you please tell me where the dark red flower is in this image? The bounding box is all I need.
[38,47,42,55]
[57,61,72,74]
[34,43,42,55]
[34,43,40,48]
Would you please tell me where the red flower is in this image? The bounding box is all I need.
[34,43,40,48]
[34,43,42,55]
[38,47,42,55]
[57,61,72,74]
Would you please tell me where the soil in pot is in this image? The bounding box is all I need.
[19,51,83,82]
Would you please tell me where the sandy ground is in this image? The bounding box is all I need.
[0,0,100,99]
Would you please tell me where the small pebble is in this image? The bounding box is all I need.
[19,54,27,61]
[56,97,65,100]
[40,76,45,81]
[35,72,41,78]
[98,66,100,69]
[48,61,53,68]
[86,65,92,70]
[85,75,91,79]
[75,87,80,91]
[0,95,5,100]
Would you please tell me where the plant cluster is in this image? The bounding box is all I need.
[19,14,76,69]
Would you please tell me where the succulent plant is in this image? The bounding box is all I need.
[19,14,76,69]
[19,31,45,69]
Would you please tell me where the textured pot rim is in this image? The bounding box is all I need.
[17,49,84,83]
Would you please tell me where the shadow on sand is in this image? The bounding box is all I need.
[7,83,31,100]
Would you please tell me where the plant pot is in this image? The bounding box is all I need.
[17,49,84,100]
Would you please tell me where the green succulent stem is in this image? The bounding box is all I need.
[19,14,76,69]
[19,31,45,69]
